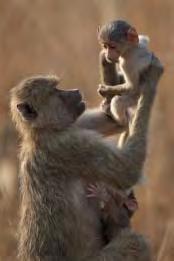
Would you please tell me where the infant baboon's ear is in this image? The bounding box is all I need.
[17,103,37,120]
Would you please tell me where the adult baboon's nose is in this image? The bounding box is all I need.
[58,89,82,105]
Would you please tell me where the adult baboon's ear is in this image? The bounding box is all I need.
[17,103,37,120]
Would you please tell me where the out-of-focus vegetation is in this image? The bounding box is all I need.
[0,0,173,260]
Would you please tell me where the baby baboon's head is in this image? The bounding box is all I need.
[10,75,85,135]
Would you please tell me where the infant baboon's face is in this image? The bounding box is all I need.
[10,75,85,132]
[100,40,121,62]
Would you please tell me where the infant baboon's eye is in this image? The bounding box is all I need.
[17,103,38,120]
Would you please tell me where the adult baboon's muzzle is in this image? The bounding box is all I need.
[58,89,82,104]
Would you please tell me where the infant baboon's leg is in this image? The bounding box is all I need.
[99,50,122,116]
[110,94,130,148]
[111,94,138,148]
[110,95,130,126]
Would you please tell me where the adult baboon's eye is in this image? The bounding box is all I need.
[17,103,38,120]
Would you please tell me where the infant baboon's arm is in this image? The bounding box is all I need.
[99,68,138,97]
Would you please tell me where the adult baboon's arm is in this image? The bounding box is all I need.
[76,108,125,136]
[78,56,163,190]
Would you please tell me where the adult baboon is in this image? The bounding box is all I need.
[10,56,163,260]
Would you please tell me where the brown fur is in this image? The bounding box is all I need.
[10,57,163,260]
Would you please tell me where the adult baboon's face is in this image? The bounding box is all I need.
[10,75,86,132]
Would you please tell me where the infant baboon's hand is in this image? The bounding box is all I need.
[98,84,110,97]
[87,184,110,202]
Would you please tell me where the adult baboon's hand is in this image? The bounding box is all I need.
[140,54,164,84]
[140,54,164,95]
[149,54,164,80]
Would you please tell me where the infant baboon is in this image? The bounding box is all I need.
[10,56,163,260]
[98,20,153,127]
[87,183,138,243]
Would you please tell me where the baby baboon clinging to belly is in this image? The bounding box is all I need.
[10,56,163,260]
[87,183,138,243]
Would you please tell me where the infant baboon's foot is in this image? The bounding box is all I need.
[110,96,129,128]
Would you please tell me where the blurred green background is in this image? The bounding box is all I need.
[0,0,173,260]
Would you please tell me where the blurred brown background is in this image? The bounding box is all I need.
[0,0,173,260]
